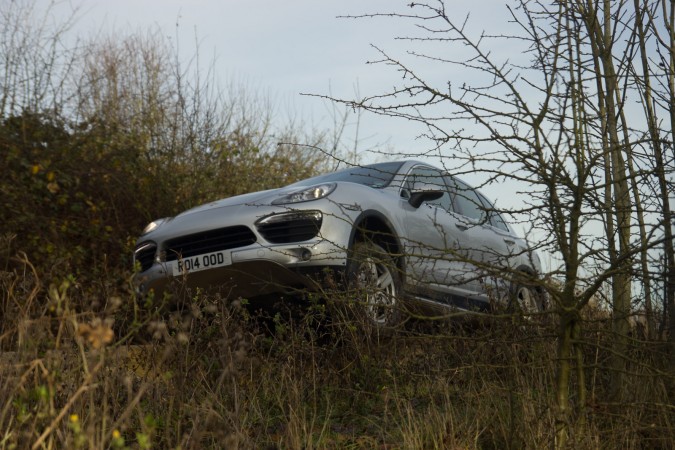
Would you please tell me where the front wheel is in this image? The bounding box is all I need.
[344,241,402,331]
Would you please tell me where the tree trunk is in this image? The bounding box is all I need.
[579,0,633,401]
[555,307,575,449]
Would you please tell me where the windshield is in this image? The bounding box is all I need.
[290,161,404,189]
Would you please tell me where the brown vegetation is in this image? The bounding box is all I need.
[1,265,672,449]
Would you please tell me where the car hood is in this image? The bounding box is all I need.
[175,187,282,217]
[139,184,314,242]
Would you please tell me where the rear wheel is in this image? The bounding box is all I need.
[515,285,540,313]
[510,280,545,320]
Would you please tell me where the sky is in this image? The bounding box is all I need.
[36,0,510,166]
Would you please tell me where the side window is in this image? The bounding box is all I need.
[447,177,486,222]
[491,212,510,232]
[477,192,510,232]
[403,167,453,212]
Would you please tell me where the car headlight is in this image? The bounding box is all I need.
[272,183,336,205]
[141,218,169,235]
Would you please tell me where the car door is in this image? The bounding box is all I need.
[446,176,513,295]
[475,191,525,290]
[401,167,474,295]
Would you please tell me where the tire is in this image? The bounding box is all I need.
[510,282,544,317]
[344,241,403,331]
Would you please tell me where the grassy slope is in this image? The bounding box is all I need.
[1,272,673,450]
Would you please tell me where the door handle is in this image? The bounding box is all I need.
[503,238,516,246]
[455,223,468,231]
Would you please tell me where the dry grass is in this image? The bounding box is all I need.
[0,262,673,449]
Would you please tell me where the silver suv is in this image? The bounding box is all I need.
[134,160,543,327]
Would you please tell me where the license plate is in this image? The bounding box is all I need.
[172,250,231,276]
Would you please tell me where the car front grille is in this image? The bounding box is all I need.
[134,242,157,272]
[256,211,323,244]
[164,225,257,261]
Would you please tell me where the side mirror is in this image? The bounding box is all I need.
[408,183,444,208]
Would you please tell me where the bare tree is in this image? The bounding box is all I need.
[639,0,675,396]
[0,0,79,117]
[321,0,673,446]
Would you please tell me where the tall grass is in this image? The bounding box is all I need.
[0,257,673,449]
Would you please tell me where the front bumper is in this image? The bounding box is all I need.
[134,238,349,300]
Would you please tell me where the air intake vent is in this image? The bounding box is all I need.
[256,211,322,244]
[134,242,157,272]
[164,225,256,261]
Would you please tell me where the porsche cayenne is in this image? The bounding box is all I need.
[133,160,543,327]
